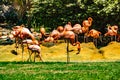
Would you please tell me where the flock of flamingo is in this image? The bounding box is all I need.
[10,17,119,62]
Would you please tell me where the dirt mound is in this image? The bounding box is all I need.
[99,41,120,60]
[0,41,120,62]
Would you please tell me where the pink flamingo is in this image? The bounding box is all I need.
[87,29,102,46]
[50,29,61,43]
[71,23,82,42]
[40,27,46,37]
[64,22,72,31]
[60,29,81,62]
[28,44,43,62]
[22,39,42,62]
[12,24,36,61]
[72,24,82,34]
[82,17,93,42]
[44,27,62,43]
[57,26,64,33]
[44,36,54,43]
[104,25,118,41]
[40,27,49,41]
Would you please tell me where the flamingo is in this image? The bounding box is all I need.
[82,17,93,42]
[71,23,83,42]
[87,29,102,47]
[72,24,82,34]
[12,25,36,43]
[57,26,64,33]
[82,17,93,28]
[40,27,46,36]
[67,17,93,42]
[22,39,42,62]
[12,24,36,61]
[44,36,54,43]
[50,29,61,43]
[44,28,61,43]
[40,27,49,41]
[60,29,81,62]
[28,44,43,62]
[64,22,73,31]
[104,25,118,41]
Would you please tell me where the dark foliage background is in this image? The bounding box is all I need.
[0,0,120,33]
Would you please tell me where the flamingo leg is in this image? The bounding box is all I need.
[27,50,32,62]
[75,34,78,42]
[84,35,88,43]
[15,38,19,53]
[21,42,24,62]
[15,44,18,53]
[100,34,102,42]
[95,39,97,47]
[84,35,86,42]
[115,35,116,41]
[93,38,97,47]
[34,52,36,62]
[76,41,80,54]
[38,52,43,62]
[66,39,70,63]
[27,44,32,62]
[110,36,113,41]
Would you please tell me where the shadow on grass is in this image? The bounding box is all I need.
[11,50,18,55]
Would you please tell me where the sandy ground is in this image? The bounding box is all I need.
[0,41,120,62]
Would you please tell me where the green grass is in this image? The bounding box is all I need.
[0,62,120,80]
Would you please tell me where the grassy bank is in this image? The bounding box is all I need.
[1,41,120,62]
[0,62,120,80]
